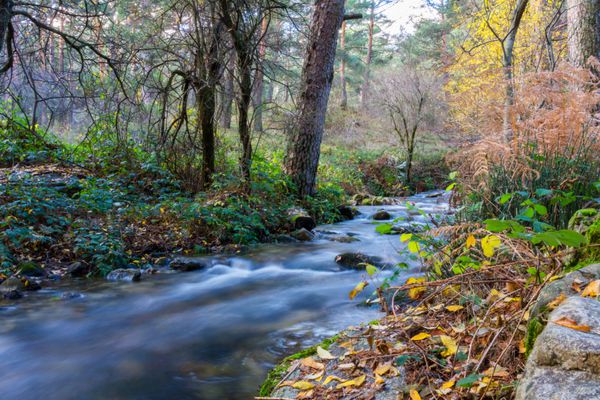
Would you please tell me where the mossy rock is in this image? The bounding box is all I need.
[567,209,600,268]
[16,261,46,277]
[258,335,339,396]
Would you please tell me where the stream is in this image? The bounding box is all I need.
[0,192,448,400]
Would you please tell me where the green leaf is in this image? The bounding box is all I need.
[376,223,393,235]
[457,374,483,388]
[535,188,553,197]
[445,182,456,191]
[534,204,548,216]
[449,171,458,180]
[365,264,379,276]
[497,193,513,204]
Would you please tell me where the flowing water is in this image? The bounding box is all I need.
[0,192,448,400]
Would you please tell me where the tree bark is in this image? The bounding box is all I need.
[285,0,345,198]
[0,0,10,56]
[253,16,269,133]
[360,2,375,108]
[567,0,600,67]
[220,51,235,129]
[339,20,348,110]
[502,0,529,142]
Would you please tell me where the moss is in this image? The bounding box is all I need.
[566,209,600,269]
[258,334,340,396]
[525,317,545,357]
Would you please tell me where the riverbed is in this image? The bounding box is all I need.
[0,192,448,400]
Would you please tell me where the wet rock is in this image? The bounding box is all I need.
[390,225,423,235]
[372,210,392,220]
[517,296,600,400]
[169,257,211,272]
[273,234,299,243]
[337,205,356,220]
[17,261,46,277]
[335,253,383,269]
[3,290,23,300]
[67,261,90,278]
[61,292,84,300]
[287,207,317,231]
[0,276,26,292]
[425,191,444,198]
[329,235,360,243]
[291,228,315,242]
[106,269,142,282]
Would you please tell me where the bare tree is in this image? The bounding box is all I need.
[377,66,443,184]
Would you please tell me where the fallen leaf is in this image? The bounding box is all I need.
[301,357,324,370]
[440,335,458,357]
[304,370,324,380]
[289,381,314,390]
[374,374,385,385]
[337,363,355,370]
[582,280,600,298]
[409,389,422,400]
[374,363,391,376]
[316,346,336,360]
[547,293,567,310]
[466,235,477,249]
[446,305,464,312]
[349,281,368,300]
[482,365,509,378]
[323,375,345,385]
[436,380,455,395]
[297,390,314,399]
[336,374,366,389]
[411,332,431,341]
[552,316,591,332]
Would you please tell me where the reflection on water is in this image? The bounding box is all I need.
[0,192,448,400]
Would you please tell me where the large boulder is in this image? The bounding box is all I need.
[337,205,357,220]
[516,296,600,399]
[106,269,142,282]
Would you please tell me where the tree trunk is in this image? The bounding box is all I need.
[360,2,375,108]
[502,0,529,142]
[253,16,269,133]
[567,0,600,67]
[339,20,348,110]
[0,0,10,56]
[220,52,235,129]
[237,53,253,185]
[285,0,345,198]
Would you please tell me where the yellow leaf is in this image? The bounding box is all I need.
[437,380,455,395]
[292,381,314,390]
[374,363,391,376]
[375,374,385,385]
[409,389,422,400]
[552,316,591,332]
[301,357,324,370]
[408,241,421,253]
[481,235,501,257]
[316,346,336,360]
[582,280,600,298]
[440,335,458,357]
[547,293,567,310]
[336,374,366,389]
[323,375,345,385]
[482,365,509,378]
[446,305,464,312]
[466,235,477,249]
[411,332,431,341]
[349,281,368,300]
[407,277,426,300]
